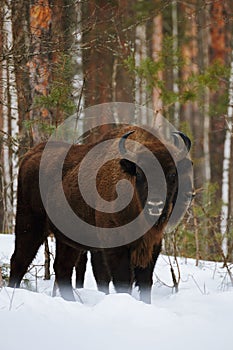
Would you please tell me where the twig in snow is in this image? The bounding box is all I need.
[73,288,84,304]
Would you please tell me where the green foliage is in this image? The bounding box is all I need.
[22,119,56,139]
[198,61,230,90]
[181,61,230,105]
[209,90,229,117]
[125,56,164,92]
[199,182,222,218]
[124,36,230,112]
[169,182,225,262]
[134,0,159,20]
[34,54,76,117]
[35,89,75,116]
[162,35,184,69]
[28,54,76,140]
[174,227,198,259]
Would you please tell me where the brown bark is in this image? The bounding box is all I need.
[209,1,226,63]
[208,1,228,255]
[27,0,52,143]
[83,1,115,107]
[209,1,227,197]
[44,238,51,280]
[82,1,135,142]
[12,1,31,124]
[50,0,76,126]
[11,1,33,154]
[82,1,108,142]
[152,14,163,113]
[180,1,203,189]
[114,0,135,103]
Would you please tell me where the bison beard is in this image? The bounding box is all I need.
[8,126,192,303]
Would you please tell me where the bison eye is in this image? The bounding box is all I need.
[168,172,176,178]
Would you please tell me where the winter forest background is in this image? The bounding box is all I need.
[0,0,233,275]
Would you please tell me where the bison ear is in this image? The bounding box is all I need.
[120,159,136,176]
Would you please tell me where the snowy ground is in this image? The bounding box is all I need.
[0,234,233,350]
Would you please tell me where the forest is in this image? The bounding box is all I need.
[0,0,233,270]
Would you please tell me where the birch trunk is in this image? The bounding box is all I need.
[220,49,233,255]
[0,3,4,232]
[135,23,147,123]
[1,1,19,233]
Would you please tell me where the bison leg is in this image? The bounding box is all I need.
[106,248,132,294]
[75,251,88,288]
[9,212,47,288]
[91,251,111,294]
[134,265,154,303]
[134,243,162,304]
[54,240,80,301]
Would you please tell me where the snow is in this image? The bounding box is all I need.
[0,234,233,350]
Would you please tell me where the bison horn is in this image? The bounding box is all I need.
[119,130,135,155]
[172,131,191,152]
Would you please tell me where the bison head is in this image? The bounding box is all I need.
[118,129,193,229]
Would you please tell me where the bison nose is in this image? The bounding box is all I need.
[146,199,164,217]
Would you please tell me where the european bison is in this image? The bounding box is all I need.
[9,125,193,303]
[75,127,193,301]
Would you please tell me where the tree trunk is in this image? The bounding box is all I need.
[229,130,233,260]
[0,3,4,232]
[82,1,135,142]
[180,1,202,187]
[44,238,51,280]
[1,1,19,233]
[50,0,76,126]
[208,1,228,256]
[27,0,52,143]
[151,14,163,114]
[135,23,147,115]
[220,46,233,257]
[82,1,115,107]
[12,0,33,154]
[209,2,227,199]
[114,0,135,103]
[82,1,115,142]
[171,0,179,128]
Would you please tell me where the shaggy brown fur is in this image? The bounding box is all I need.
[9,125,192,303]
[75,130,193,302]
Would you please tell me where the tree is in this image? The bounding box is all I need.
[11,0,32,154]
[82,0,136,141]
[207,1,229,255]
[209,1,228,204]
[0,3,4,232]
[0,0,19,233]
